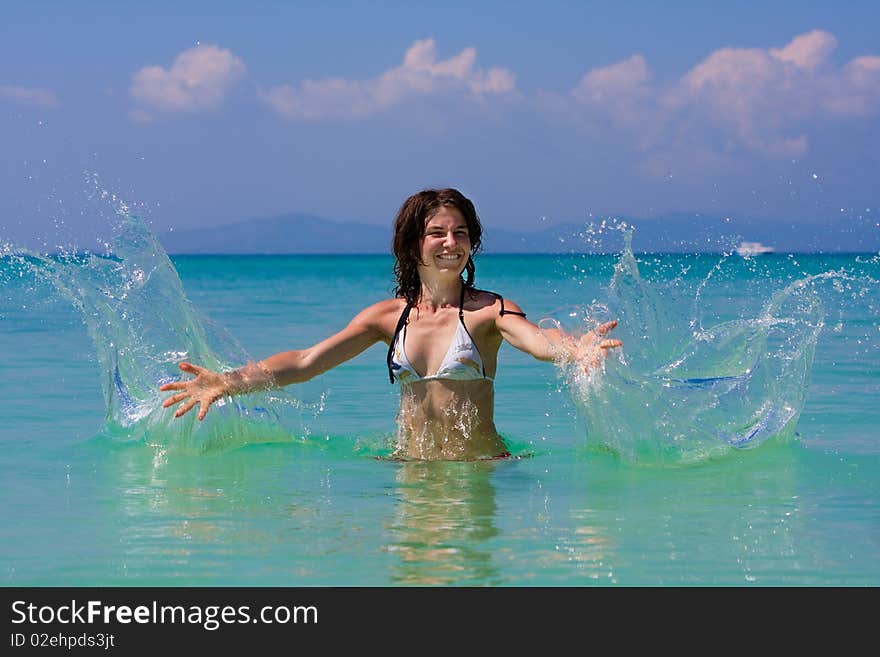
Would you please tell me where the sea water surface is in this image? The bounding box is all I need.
[1,212,878,586]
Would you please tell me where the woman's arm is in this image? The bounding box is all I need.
[495,299,622,364]
[160,301,390,420]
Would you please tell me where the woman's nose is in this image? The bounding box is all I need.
[442,231,456,247]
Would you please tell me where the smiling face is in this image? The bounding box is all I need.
[419,206,471,277]
[392,188,483,303]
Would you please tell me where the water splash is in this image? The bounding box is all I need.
[4,179,874,463]
[558,224,875,464]
[392,393,487,461]
[2,175,312,452]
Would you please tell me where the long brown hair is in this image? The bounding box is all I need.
[392,188,483,304]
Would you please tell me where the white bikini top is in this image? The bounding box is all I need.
[386,287,526,385]
[391,317,490,384]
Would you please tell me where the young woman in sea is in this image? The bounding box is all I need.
[160,188,622,460]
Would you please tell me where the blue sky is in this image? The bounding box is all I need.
[2,1,878,248]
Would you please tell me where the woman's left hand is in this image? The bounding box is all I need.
[576,320,623,370]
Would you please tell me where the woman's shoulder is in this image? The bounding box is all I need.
[468,289,526,317]
[358,297,407,319]
[466,289,514,310]
[346,298,408,339]
[371,296,407,309]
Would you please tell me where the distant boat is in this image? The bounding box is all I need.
[735,241,775,257]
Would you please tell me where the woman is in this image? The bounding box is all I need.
[160,188,622,460]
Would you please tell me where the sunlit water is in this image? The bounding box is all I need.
[1,196,878,585]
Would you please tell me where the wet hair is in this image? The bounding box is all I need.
[392,188,483,304]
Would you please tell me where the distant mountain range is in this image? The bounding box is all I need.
[158,212,878,254]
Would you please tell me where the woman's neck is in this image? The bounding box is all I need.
[418,275,462,308]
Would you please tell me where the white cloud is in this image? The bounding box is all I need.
[673,42,817,156]
[260,38,515,120]
[0,85,59,108]
[769,30,838,70]
[825,55,880,116]
[574,55,651,101]
[570,55,652,129]
[130,44,246,116]
[564,30,880,163]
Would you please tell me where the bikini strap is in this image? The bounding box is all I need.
[387,300,413,383]
[486,290,527,318]
[463,287,527,318]
[458,285,487,378]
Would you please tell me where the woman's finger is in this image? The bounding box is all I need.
[600,339,623,349]
[159,381,186,392]
[596,320,618,335]
[174,398,198,418]
[178,362,205,375]
[162,392,188,408]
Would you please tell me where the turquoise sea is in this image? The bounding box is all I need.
[1,211,878,586]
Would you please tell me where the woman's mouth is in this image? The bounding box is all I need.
[436,254,462,262]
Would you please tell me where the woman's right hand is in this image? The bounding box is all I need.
[159,362,229,421]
